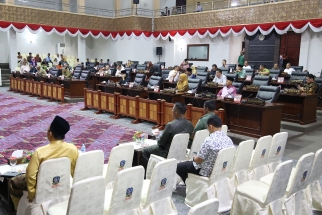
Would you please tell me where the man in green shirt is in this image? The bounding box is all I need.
[188,100,216,148]
[36,66,47,77]
[142,102,194,161]
[257,64,270,76]
[237,51,244,66]
[235,64,246,78]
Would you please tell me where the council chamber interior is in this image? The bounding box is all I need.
[0,0,322,215]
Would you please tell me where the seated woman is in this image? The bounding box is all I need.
[118,70,131,85]
[180,59,189,70]
[96,67,106,76]
[176,73,189,93]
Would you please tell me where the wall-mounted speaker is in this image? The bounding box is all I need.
[133,0,139,4]
[156,47,162,55]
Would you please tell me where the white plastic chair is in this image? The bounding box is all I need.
[185,146,236,213]
[146,133,189,179]
[188,198,219,215]
[188,129,209,160]
[306,148,322,211]
[221,125,228,135]
[230,160,293,215]
[47,176,105,215]
[229,140,255,190]
[260,153,315,215]
[104,166,144,215]
[103,144,134,189]
[248,135,272,180]
[140,159,177,215]
[72,150,104,184]
[267,132,288,172]
[17,157,71,215]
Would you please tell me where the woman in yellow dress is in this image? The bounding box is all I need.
[176,73,189,93]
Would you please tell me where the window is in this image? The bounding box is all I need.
[187,44,209,61]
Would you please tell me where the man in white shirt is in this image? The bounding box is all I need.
[56,54,61,62]
[115,64,125,77]
[195,2,203,12]
[212,69,227,86]
[243,61,251,69]
[20,61,30,73]
[168,65,180,82]
[283,63,295,75]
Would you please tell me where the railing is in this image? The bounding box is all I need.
[1,0,295,19]
[154,0,293,18]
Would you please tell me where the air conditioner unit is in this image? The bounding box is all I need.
[56,43,66,55]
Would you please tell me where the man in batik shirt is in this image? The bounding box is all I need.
[176,115,234,183]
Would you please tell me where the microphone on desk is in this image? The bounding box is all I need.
[243,93,253,101]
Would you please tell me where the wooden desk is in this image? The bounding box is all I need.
[119,87,148,98]
[182,94,224,109]
[90,75,122,90]
[277,93,318,125]
[148,91,184,103]
[201,84,223,94]
[57,79,86,98]
[222,101,283,138]
[97,84,121,94]
[162,80,177,89]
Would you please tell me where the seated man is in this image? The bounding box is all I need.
[235,64,246,78]
[298,74,318,93]
[45,53,52,63]
[177,115,234,183]
[209,64,217,76]
[115,64,125,77]
[283,63,295,75]
[142,102,194,161]
[217,77,236,98]
[168,65,180,82]
[36,66,47,77]
[188,100,216,148]
[243,61,251,69]
[272,63,280,70]
[85,58,90,67]
[256,64,270,76]
[9,116,78,209]
[61,64,71,78]
[118,70,131,85]
[20,61,30,73]
[212,69,227,86]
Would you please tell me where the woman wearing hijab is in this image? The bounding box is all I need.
[30,58,37,67]
[180,59,189,70]
[191,65,197,76]
[176,73,189,93]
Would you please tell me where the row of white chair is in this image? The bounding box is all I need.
[231,148,322,215]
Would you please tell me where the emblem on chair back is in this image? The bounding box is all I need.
[159,178,167,190]
[125,187,133,200]
[276,146,281,155]
[222,161,228,172]
[301,171,308,182]
[119,160,126,171]
[261,149,266,158]
[52,176,60,188]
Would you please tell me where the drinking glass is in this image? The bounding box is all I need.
[9,157,17,172]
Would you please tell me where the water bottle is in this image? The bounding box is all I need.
[81,144,86,153]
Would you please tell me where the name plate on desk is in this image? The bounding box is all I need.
[246,75,252,81]
[277,77,284,83]
[234,94,242,103]
[100,73,103,77]
[129,82,134,88]
[169,79,173,83]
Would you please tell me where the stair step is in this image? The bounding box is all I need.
[1,69,11,74]
[0,63,10,69]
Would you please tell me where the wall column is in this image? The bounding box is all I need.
[77,35,86,63]
[299,29,311,72]
[77,0,85,13]
[7,28,17,70]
